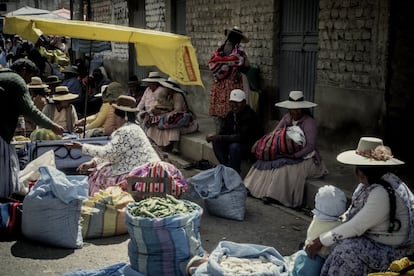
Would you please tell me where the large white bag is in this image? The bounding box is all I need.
[18,150,55,194]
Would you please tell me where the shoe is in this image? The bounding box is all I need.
[183,162,196,170]
[262,196,281,205]
[161,143,173,152]
[195,159,214,170]
[262,196,271,205]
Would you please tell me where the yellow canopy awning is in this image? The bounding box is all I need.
[3,16,203,86]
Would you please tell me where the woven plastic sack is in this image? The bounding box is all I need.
[126,200,204,276]
[187,165,247,221]
[22,166,88,248]
[81,186,134,239]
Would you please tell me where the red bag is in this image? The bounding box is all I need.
[251,127,302,161]
[0,201,23,241]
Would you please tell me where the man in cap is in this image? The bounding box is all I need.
[206,89,263,174]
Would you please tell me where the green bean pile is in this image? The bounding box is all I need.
[127,194,195,218]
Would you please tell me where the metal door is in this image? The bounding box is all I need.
[280,0,319,103]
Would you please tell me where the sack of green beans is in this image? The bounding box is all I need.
[125,195,205,276]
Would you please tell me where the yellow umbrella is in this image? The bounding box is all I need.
[3,16,203,86]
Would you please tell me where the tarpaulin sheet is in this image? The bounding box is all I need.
[3,16,203,86]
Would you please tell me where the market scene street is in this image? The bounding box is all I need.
[1,1,414,276]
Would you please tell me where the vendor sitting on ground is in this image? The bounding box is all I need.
[42,85,79,133]
[74,82,125,137]
[65,95,161,196]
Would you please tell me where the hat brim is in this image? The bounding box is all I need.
[336,150,405,166]
[51,94,79,101]
[275,100,317,109]
[141,77,166,83]
[224,29,249,43]
[112,103,139,112]
[28,84,49,89]
[159,80,184,93]
[45,80,61,85]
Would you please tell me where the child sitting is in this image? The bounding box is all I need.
[290,185,347,276]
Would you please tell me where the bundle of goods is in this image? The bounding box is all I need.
[192,241,288,276]
[124,161,188,199]
[81,186,134,239]
[126,195,205,276]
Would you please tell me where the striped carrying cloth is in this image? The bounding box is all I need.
[126,200,204,276]
[124,161,188,197]
[251,127,303,161]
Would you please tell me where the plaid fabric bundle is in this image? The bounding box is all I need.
[252,127,303,161]
[146,111,192,130]
[126,161,188,197]
[208,46,246,81]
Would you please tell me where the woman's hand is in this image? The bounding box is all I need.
[305,238,323,259]
[74,119,86,127]
[64,141,83,149]
[76,160,96,173]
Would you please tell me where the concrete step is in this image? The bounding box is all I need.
[172,114,356,210]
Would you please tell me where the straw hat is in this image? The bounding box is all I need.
[159,77,184,93]
[336,137,404,166]
[141,71,166,83]
[128,75,140,86]
[50,86,79,101]
[27,77,48,89]
[112,95,139,112]
[62,65,78,75]
[224,26,249,43]
[45,75,61,85]
[274,91,317,109]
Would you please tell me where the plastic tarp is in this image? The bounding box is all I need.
[6,6,67,20]
[3,16,203,86]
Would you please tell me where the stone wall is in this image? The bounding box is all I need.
[89,0,130,87]
[186,0,279,119]
[315,0,389,146]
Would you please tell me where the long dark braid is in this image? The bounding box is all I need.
[357,166,401,233]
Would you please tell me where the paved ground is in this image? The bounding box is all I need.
[0,195,310,275]
[3,116,413,275]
